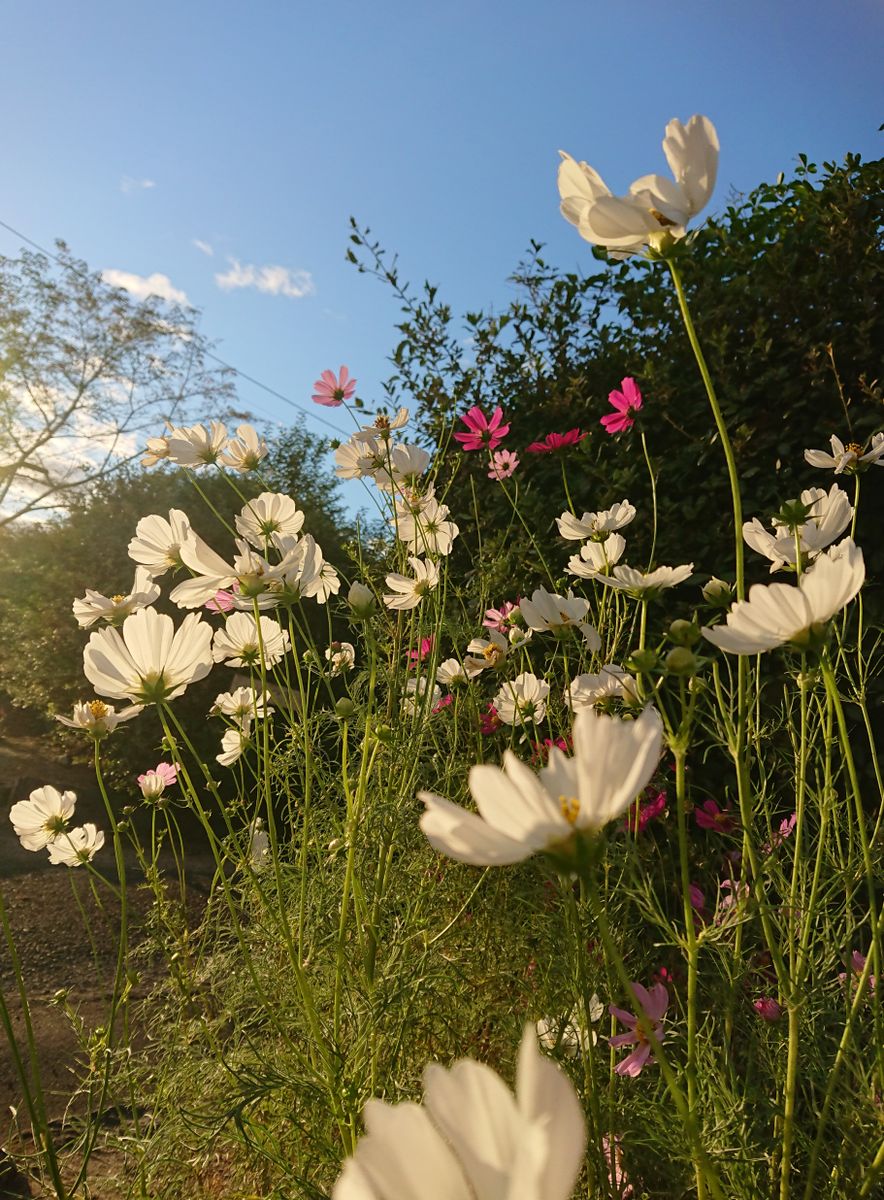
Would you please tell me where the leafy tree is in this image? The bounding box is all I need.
[0,242,235,526]
[349,153,884,599]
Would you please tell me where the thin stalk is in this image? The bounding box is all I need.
[639,429,658,569]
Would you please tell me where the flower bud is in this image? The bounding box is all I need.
[702,577,732,606]
[668,619,700,647]
[347,581,376,619]
[626,649,659,674]
[334,698,356,720]
[753,997,783,1022]
[665,647,698,676]
[374,723,395,745]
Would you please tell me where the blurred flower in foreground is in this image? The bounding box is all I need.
[601,378,643,434]
[453,404,510,452]
[701,538,865,654]
[333,1026,586,1200]
[312,365,356,407]
[609,982,669,1076]
[10,786,77,851]
[558,115,718,257]
[419,706,663,866]
[804,432,884,475]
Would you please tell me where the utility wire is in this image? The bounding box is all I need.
[0,216,352,438]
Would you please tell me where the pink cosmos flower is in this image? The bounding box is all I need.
[487,448,520,479]
[408,636,435,665]
[483,600,519,631]
[478,703,502,735]
[432,693,454,715]
[601,377,643,435]
[137,762,178,801]
[453,405,510,452]
[762,811,797,855]
[623,787,667,834]
[753,997,783,1022]
[609,982,669,1077]
[694,799,738,834]
[530,735,572,765]
[602,1135,634,1200]
[839,950,876,993]
[206,589,236,614]
[312,366,356,407]
[525,428,588,454]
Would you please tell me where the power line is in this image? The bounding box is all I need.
[0,216,353,438]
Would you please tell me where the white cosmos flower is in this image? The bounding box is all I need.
[219,423,268,471]
[419,705,663,866]
[270,533,341,605]
[805,432,884,474]
[170,535,295,609]
[10,786,77,851]
[493,672,550,727]
[212,612,290,668]
[55,699,143,736]
[325,641,356,675]
[559,115,718,257]
[556,501,635,541]
[518,588,601,651]
[141,422,189,468]
[436,658,480,686]
[594,562,694,598]
[211,687,274,724]
[742,484,853,573]
[335,435,386,480]
[333,1026,586,1200]
[374,443,432,492]
[392,495,459,557]
[568,533,626,579]
[47,823,105,866]
[351,407,410,443]
[73,567,161,628]
[128,509,192,577]
[404,676,442,716]
[383,557,440,611]
[465,630,510,673]
[83,607,213,704]
[702,538,865,655]
[235,492,306,549]
[566,666,637,710]
[536,1003,602,1055]
[217,725,251,767]
[164,420,229,467]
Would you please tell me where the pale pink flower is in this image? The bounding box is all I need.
[609,982,669,1076]
[483,600,520,631]
[601,378,643,434]
[206,588,236,613]
[138,762,178,800]
[453,404,510,452]
[839,950,876,994]
[488,449,519,479]
[602,1134,634,1200]
[312,365,356,407]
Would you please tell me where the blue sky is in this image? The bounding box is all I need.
[1,0,880,459]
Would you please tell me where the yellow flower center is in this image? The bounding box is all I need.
[649,208,678,228]
[88,701,110,718]
[560,795,580,825]
[111,594,126,604]
[845,442,863,458]
[482,644,505,665]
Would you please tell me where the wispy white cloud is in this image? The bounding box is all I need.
[101,269,189,305]
[214,258,314,299]
[193,239,214,257]
[120,175,156,194]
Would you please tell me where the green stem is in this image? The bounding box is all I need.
[667,260,744,600]
[639,429,658,570]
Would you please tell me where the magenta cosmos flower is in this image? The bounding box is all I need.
[488,448,519,479]
[601,378,643,434]
[312,366,356,407]
[609,982,669,1076]
[694,799,738,833]
[753,997,783,1022]
[453,405,510,451]
[526,428,588,454]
